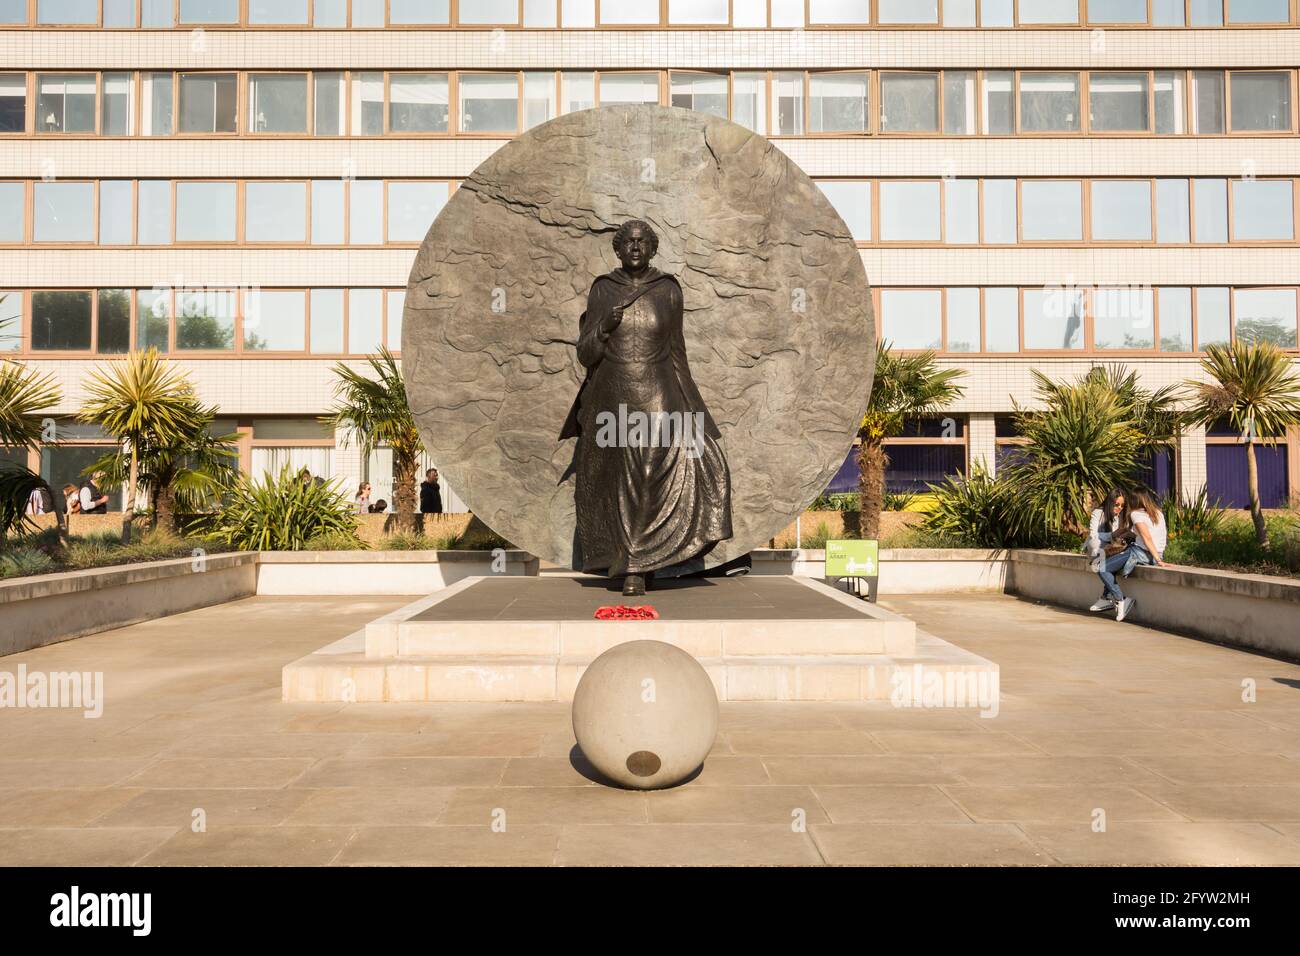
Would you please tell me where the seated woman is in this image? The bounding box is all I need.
[1095,487,1167,624]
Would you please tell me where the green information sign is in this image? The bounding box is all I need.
[825,539,879,578]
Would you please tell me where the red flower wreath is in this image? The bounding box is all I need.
[594,605,660,621]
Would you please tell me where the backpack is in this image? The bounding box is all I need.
[38,486,55,513]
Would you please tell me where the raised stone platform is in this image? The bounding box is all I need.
[282,576,997,704]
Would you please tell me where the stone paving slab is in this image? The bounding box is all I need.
[1,592,1299,865]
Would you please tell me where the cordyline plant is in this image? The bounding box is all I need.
[857,341,966,540]
[1181,341,1300,547]
[323,347,424,534]
[0,336,63,540]
[78,349,208,542]
[206,464,361,551]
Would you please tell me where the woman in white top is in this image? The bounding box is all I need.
[1099,487,1167,624]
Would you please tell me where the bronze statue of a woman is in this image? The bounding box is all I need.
[560,220,733,596]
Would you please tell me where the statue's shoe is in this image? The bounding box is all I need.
[622,574,646,597]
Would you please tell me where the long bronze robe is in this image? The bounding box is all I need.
[560,267,733,575]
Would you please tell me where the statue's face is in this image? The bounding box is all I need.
[616,226,653,271]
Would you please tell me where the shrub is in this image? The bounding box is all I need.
[882,490,917,512]
[922,467,1042,549]
[306,530,369,552]
[808,493,858,512]
[0,547,55,578]
[1161,487,1227,545]
[206,465,361,551]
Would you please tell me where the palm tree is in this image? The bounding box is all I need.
[323,347,424,534]
[78,348,208,542]
[857,341,966,540]
[1182,341,1300,546]
[85,397,239,532]
[0,348,63,540]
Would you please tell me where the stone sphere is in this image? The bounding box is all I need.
[572,640,719,790]
[403,103,874,569]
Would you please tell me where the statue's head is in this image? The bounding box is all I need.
[612,219,658,271]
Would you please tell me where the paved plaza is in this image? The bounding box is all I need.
[2,592,1299,866]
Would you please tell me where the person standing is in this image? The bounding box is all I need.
[79,472,109,514]
[420,468,443,515]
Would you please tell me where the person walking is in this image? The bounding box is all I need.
[420,468,443,515]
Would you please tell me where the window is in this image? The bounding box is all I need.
[389,74,449,132]
[809,73,869,134]
[179,74,237,133]
[246,182,308,243]
[102,73,133,135]
[946,288,981,352]
[175,182,236,242]
[732,74,768,135]
[180,0,238,21]
[142,0,174,24]
[0,292,21,352]
[881,290,942,351]
[600,0,657,23]
[1233,289,1297,348]
[944,0,977,24]
[981,0,1015,27]
[249,74,308,134]
[880,182,941,241]
[1021,181,1082,241]
[314,73,345,136]
[351,0,383,24]
[98,181,132,245]
[1189,0,1222,24]
[1093,287,1154,349]
[670,73,728,119]
[1155,179,1190,243]
[1192,179,1227,243]
[97,289,130,354]
[945,180,979,244]
[31,291,91,350]
[176,289,236,350]
[0,182,23,243]
[943,71,976,135]
[524,0,557,24]
[1153,0,1185,23]
[983,180,1017,244]
[1158,287,1192,352]
[1191,71,1224,134]
[387,291,404,351]
[388,182,449,242]
[0,75,24,133]
[311,180,345,243]
[1,0,27,22]
[668,0,726,22]
[1089,73,1149,132]
[808,0,869,23]
[523,72,556,130]
[880,73,939,133]
[389,0,449,23]
[1226,0,1289,22]
[817,181,871,241]
[310,289,344,353]
[1229,72,1292,133]
[879,0,937,22]
[773,73,804,135]
[349,180,383,244]
[352,73,384,135]
[1090,180,1152,241]
[983,290,1017,351]
[138,180,171,245]
[982,72,1014,134]
[1019,73,1080,132]
[1087,0,1146,21]
[561,73,594,114]
[1231,180,1294,241]
[348,289,383,354]
[1196,287,1230,349]
[36,74,95,133]
[37,0,96,22]
[1019,0,1078,21]
[1154,71,1185,134]
[462,0,519,22]
[599,73,659,106]
[770,0,803,25]
[1023,288,1084,350]
[244,290,306,352]
[137,288,170,352]
[34,182,94,242]
[142,72,173,136]
[249,0,309,22]
[733,0,766,25]
[459,74,520,133]
[562,0,596,28]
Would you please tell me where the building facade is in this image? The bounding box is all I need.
[2,0,1299,513]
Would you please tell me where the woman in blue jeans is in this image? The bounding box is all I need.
[1093,488,1168,623]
